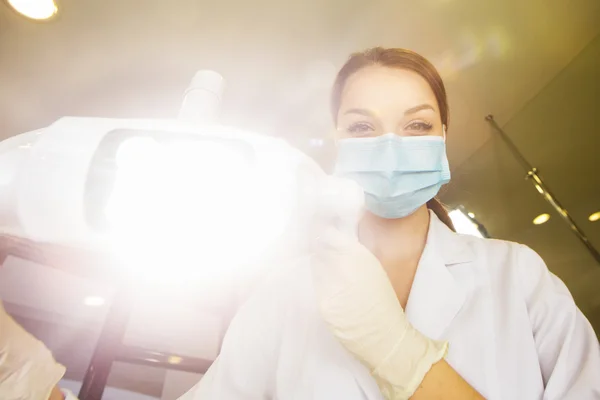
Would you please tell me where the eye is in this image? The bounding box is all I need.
[405,121,433,132]
[346,122,375,136]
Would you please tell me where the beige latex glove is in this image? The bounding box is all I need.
[0,301,66,400]
[312,178,447,399]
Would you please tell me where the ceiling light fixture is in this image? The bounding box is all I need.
[533,213,550,225]
[84,296,106,307]
[6,0,58,21]
[589,212,600,222]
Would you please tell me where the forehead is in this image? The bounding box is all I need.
[339,66,438,112]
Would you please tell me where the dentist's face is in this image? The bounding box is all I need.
[335,66,445,140]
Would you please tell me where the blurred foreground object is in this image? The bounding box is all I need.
[0,300,66,400]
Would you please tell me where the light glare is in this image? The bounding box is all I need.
[7,0,58,20]
[84,296,106,307]
[449,209,483,238]
[105,136,293,285]
[168,356,183,364]
[534,184,544,194]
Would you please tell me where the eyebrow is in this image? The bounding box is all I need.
[404,103,436,115]
[342,104,436,117]
[343,108,374,117]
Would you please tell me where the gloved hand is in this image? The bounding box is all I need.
[311,180,447,399]
[0,301,66,400]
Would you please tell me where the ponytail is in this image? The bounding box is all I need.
[427,198,455,231]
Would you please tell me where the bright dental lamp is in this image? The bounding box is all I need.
[0,71,348,285]
[0,71,367,400]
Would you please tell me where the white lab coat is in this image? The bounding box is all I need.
[181,211,600,399]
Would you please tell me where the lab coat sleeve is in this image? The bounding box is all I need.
[517,245,600,399]
[178,262,298,399]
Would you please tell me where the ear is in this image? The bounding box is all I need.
[442,124,447,140]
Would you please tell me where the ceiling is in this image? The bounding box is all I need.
[1,0,600,398]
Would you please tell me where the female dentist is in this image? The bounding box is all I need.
[181,47,600,399]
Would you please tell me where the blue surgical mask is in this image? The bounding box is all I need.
[334,132,451,219]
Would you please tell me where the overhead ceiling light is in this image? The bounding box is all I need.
[6,0,58,21]
[533,213,550,225]
[83,296,106,307]
[589,211,600,222]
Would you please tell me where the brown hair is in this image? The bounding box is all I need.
[331,47,455,231]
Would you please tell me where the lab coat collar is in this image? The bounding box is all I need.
[430,210,475,265]
[404,210,474,340]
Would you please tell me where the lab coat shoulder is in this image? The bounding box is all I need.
[465,234,559,295]
[512,244,600,398]
[461,234,600,398]
[451,231,566,298]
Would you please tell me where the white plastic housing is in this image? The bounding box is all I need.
[0,117,330,254]
[178,70,225,124]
